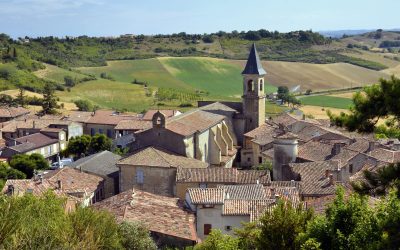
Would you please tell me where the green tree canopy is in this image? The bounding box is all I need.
[298,187,381,250]
[89,134,112,154]
[73,99,93,112]
[329,76,400,135]
[9,153,49,178]
[0,193,156,249]
[41,82,59,115]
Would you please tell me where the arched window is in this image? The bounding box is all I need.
[247,80,254,92]
[260,83,263,91]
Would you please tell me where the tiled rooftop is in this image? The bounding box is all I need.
[0,106,30,118]
[93,189,197,241]
[118,146,208,169]
[290,161,341,196]
[176,168,270,184]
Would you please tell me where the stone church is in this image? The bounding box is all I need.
[128,43,267,169]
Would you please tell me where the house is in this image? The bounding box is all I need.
[0,106,30,122]
[84,110,137,138]
[114,119,152,148]
[93,188,198,248]
[118,146,208,196]
[185,184,300,240]
[0,130,67,161]
[287,161,347,200]
[67,150,122,198]
[2,167,105,208]
[175,167,271,199]
[1,118,83,140]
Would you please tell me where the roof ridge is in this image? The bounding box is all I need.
[150,147,175,167]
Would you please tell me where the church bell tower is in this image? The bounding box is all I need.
[242,43,266,133]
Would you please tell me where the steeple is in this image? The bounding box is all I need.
[242,43,266,75]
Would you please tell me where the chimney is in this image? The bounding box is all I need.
[328,174,334,185]
[7,184,14,195]
[332,143,342,156]
[368,141,376,152]
[270,188,275,199]
[256,179,259,185]
[39,175,43,184]
[57,180,62,190]
[291,179,295,187]
[226,192,230,200]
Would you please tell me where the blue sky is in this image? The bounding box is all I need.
[0,0,398,38]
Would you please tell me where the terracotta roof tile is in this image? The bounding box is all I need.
[45,167,103,194]
[290,161,341,196]
[298,141,334,162]
[176,168,270,184]
[187,188,225,204]
[94,189,197,241]
[9,133,59,152]
[142,109,180,121]
[118,147,208,168]
[0,106,30,118]
[166,110,225,136]
[86,110,137,125]
[114,119,152,131]
[367,148,400,163]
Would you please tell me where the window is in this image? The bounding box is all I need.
[204,144,208,162]
[107,129,112,138]
[225,225,232,231]
[247,80,254,92]
[247,157,251,162]
[258,157,262,164]
[204,224,212,235]
[136,170,144,184]
[199,183,207,188]
[99,129,103,134]
[90,128,95,136]
[349,164,354,174]
[260,83,263,91]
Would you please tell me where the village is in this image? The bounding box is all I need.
[0,44,396,247]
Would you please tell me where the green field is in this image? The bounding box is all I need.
[299,95,353,109]
[34,63,88,83]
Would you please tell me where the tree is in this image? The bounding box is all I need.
[74,99,93,111]
[352,163,400,198]
[41,82,59,115]
[328,76,400,134]
[89,134,112,154]
[194,230,239,250]
[0,162,26,190]
[202,35,214,43]
[118,221,157,250]
[0,94,15,106]
[9,153,49,178]
[257,201,313,250]
[15,87,27,107]
[277,86,290,104]
[64,76,76,87]
[298,187,381,250]
[65,135,92,158]
[376,189,400,249]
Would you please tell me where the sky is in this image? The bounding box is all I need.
[0,0,399,38]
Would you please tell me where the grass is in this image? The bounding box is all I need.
[266,101,290,117]
[299,95,353,109]
[77,59,192,91]
[57,79,154,112]
[34,63,88,83]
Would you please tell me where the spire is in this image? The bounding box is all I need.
[241,43,266,75]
